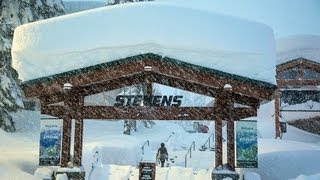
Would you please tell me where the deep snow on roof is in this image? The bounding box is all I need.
[12,2,276,84]
[276,34,320,65]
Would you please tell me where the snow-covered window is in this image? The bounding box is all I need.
[281,90,320,105]
[278,68,298,80]
[302,68,320,80]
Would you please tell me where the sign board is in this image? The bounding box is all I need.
[39,118,63,166]
[236,120,258,168]
[139,162,156,180]
[280,122,287,133]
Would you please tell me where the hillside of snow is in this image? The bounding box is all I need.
[63,1,105,13]
[276,34,320,64]
[1,100,320,180]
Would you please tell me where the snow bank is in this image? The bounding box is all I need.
[243,172,261,180]
[293,173,320,180]
[34,167,53,179]
[56,173,68,180]
[281,101,320,121]
[277,34,320,64]
[254,150,320,180]
[12,2,276,84]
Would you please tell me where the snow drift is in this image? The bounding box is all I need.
[12,2,276,84]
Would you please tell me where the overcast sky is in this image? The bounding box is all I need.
[64,0,320,38]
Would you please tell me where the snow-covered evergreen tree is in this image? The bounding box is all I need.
[106,0,153,6]
[0,0,65,132]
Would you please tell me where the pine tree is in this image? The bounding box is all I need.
[0,0,65,132]
[0,50,23,132]
[106,0,154,6]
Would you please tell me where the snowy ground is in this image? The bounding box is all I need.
[1,101,320,180]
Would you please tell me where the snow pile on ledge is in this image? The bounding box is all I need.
[277,34,320,65]
[12,2,276,83]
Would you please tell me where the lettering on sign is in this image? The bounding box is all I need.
[114,95,183,107]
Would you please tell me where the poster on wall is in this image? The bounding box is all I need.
[236,120,258,168]
[39,118,63,166]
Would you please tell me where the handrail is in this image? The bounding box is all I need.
[88,150,99,180]
[184,141,195,167]
[202,133,214,150]
[141,140,150,155]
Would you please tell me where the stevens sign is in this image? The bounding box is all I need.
[114,95,183,107]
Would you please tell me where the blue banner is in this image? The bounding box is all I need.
[39,118,62,166]
[236,120,258,168]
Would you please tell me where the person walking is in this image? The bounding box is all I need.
[156,143,168,167]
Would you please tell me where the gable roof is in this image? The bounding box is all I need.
[22,53,275,89]
[21,53,276,102]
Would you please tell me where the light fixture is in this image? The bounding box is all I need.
[144,66,152,71]
[63,83,73,91]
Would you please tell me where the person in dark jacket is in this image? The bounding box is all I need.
[156,143,168,167]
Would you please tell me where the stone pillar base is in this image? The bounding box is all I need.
[212,167,239,180]
[55,166,85,180]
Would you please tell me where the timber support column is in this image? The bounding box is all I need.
[60,83,73,167]
[215,90,223,169]
[274,88,281,138]
[73,95,84,167]
[144,66,153,96]
[225,85,235,171]
[61,97,72,167]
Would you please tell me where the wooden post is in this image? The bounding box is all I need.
[215,90,223,169]
[225,85,235,171]
[274,88,281,138]
[144,71,153,96]
[297,60,303,80]
[73,95,84,167]
[61,99,72,167]
[61,89,72,167]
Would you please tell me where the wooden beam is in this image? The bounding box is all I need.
[80,72,146,96]
[233,107,257,119]
[148,72,218,97]
[233,93,260,109]
[145,59,274,100]
[83,106,215,120]
[277,79,320,87]
[302,62,320,73]
[276,60,300,72]
[42,105,256,121]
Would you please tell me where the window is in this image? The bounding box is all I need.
[302,68,320,80]
[278,68,298,80]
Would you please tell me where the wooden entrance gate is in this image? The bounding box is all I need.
[21,53,275,171]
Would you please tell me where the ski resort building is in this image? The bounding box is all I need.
[11,2,277,179]
[274,35,320,136]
